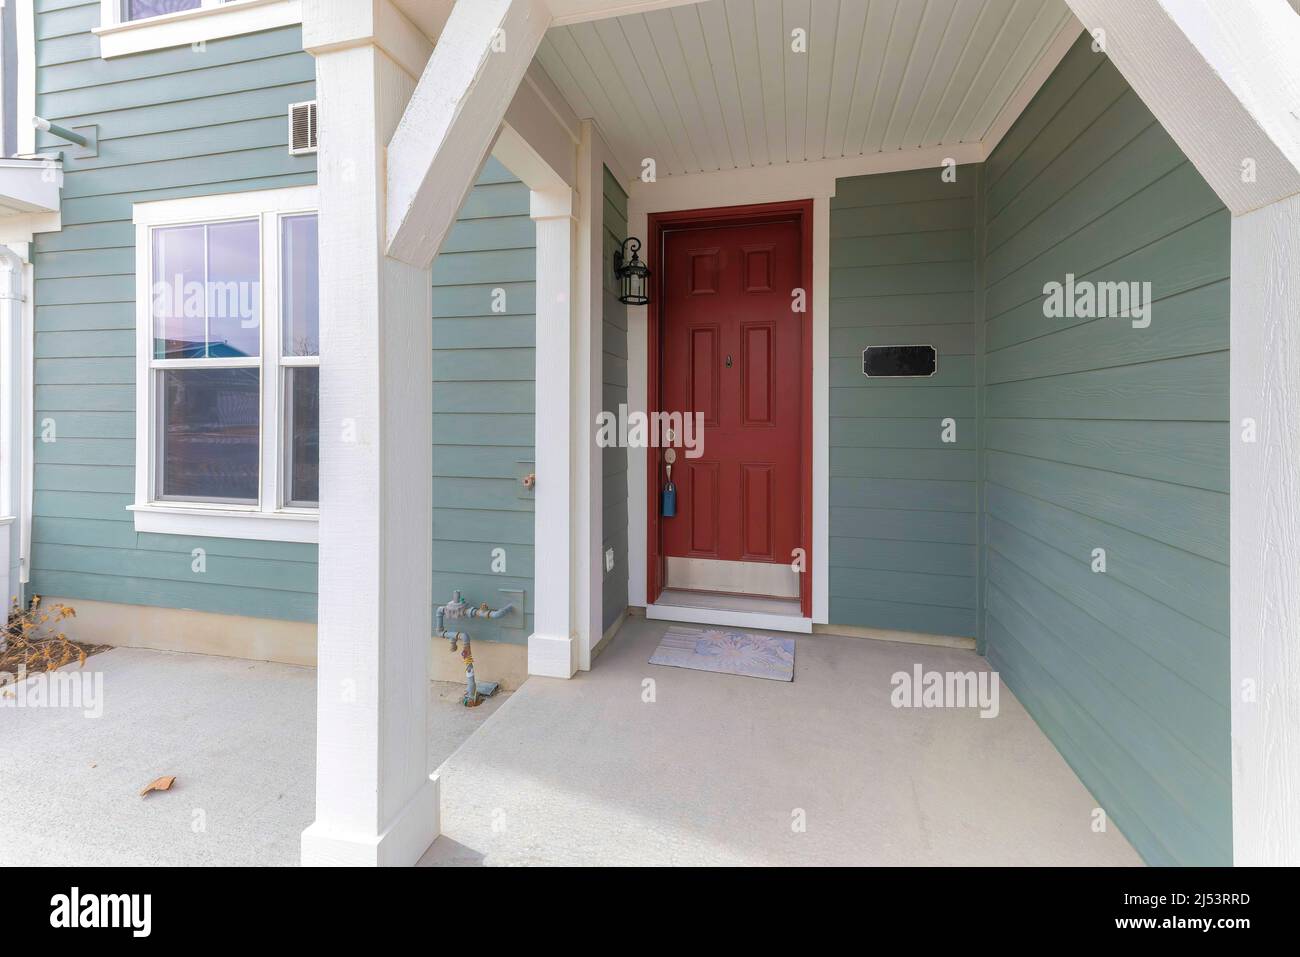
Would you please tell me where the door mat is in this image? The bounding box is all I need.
[648,627,795,682]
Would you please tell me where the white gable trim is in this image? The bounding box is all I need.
[1063,0,1300,215]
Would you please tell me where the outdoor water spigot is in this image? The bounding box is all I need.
[434,589,508,706]
[521,472,536,491]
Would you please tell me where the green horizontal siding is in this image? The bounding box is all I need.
[979,34,1230,866]
[29,5,318,623]
[29,5,537,645]
[824,33,1230,867]
[601,167,629,634]
[431,157,536,645]
[829,166,979,638]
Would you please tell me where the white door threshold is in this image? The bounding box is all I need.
[645,591,812,634]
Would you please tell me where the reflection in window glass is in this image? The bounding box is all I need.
[159,368,260,503]
[281,214,319,356]
[286,367,319,505]
[152,219,260,359]
[125,0,201,22]
[151,224,205,358]
[207,219,261,357]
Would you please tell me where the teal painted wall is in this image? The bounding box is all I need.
[29,3,537,642]
[828,168,979,638]
[601,167,629,633]
[29,6,319,621]
[431,156,536,643]
[979,35,1230,866]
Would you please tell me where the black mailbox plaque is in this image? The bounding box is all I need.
[862,344,937,378]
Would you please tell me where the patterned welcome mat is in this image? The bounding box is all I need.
[648,627,796,682]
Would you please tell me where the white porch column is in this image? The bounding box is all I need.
[300,2,438,866]
[575,121,604,669]
[1230,198,1300,866]
[528,188,581,678]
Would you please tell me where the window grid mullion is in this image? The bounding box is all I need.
[259,210,278,514]
[201,223,210,359]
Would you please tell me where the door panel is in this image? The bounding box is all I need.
[742,463,774,560]
[741,322,774,426]
[659,218,802,568]
[689,326,720,426]
[687,461,719,554]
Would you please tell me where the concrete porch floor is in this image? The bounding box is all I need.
[421,616,1142,866]
[0,618,1142,866]
[0,647,508,867]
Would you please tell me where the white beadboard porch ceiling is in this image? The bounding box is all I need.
[535,0,1078,178]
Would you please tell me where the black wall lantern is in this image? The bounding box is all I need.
[614,238,651,306]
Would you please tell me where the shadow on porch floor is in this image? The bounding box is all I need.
[420,616,1142,866]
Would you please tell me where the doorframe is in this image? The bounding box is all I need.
[645,199,814,618]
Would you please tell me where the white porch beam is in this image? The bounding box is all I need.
[497,64,581,190]
[495,65,580,193]
[301,2,438,866]
[1062,0,1300,865]
[1062,0,1300,215]
[624,142,984,213]
[386,0,551,268]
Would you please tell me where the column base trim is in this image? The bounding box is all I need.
[301,773,440,867]
[528,632,576,678]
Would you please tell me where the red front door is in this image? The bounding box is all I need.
[657,216,804,573]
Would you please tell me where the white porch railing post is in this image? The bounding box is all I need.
[529,188,581,678]
[300,5,438,866]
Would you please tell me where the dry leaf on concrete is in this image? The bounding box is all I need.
[139,775,176,796]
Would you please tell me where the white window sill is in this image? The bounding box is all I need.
[128,503,318,544]
[94,0,302,59]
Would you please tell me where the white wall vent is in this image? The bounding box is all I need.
[288,101,317,155]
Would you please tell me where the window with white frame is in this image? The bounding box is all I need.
[131,187,319,543]
[109,0,256,25]
[96,0,302,59]
[122,1,205,22]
